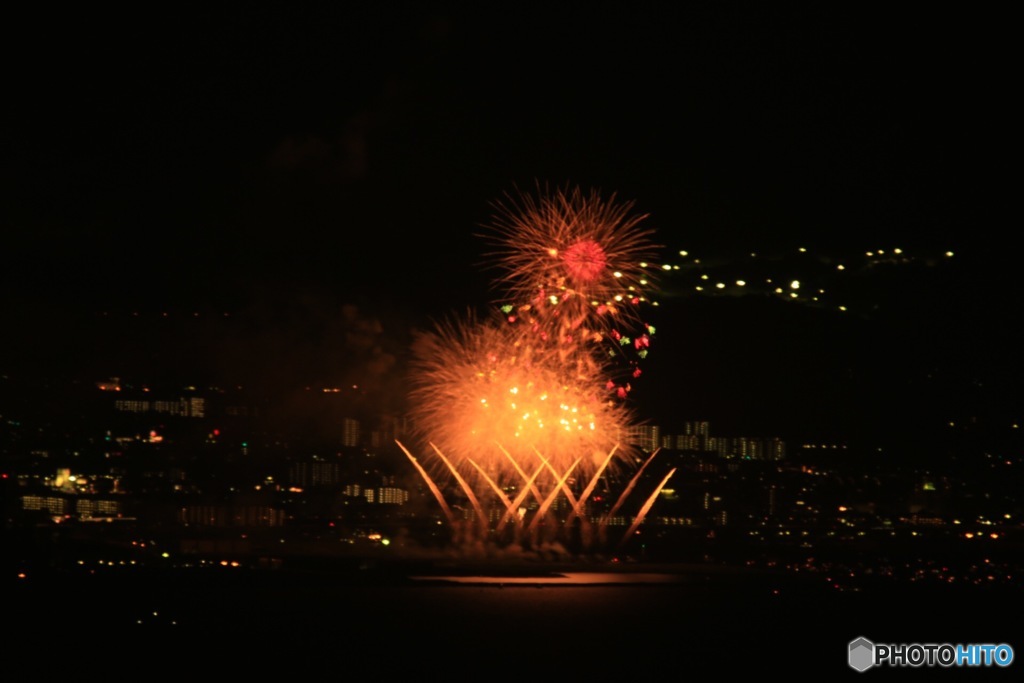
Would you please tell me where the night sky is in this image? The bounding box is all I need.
[3,6,1018,445]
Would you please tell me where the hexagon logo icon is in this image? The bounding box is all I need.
[849,637,875,672]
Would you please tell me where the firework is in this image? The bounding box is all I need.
[401,184,671,551]
[480,183,660,321]
[479,182,662,397]
[407,310,635,481]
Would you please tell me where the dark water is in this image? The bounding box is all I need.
[8,561,1020,678]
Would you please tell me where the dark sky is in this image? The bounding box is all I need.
[2,6,1018,444]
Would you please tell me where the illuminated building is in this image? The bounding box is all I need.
[288,460,344,488]
[21,495,69,515]
[341,418,361,447]
[626,424,661,453]
[74,498,122,518]
[178,504,286,527]
[369,414,408,449]
[368,487,409,505]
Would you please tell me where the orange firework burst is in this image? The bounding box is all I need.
[407,311,635,485]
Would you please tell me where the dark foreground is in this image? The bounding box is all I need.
[6,554,1021,679]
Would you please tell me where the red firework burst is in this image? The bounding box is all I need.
[479,183,662,323]
[478,182,662,399]
[561,239,608,283]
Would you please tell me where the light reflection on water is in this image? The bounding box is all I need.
[10,567,1014,675]
[410,572,689,584]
